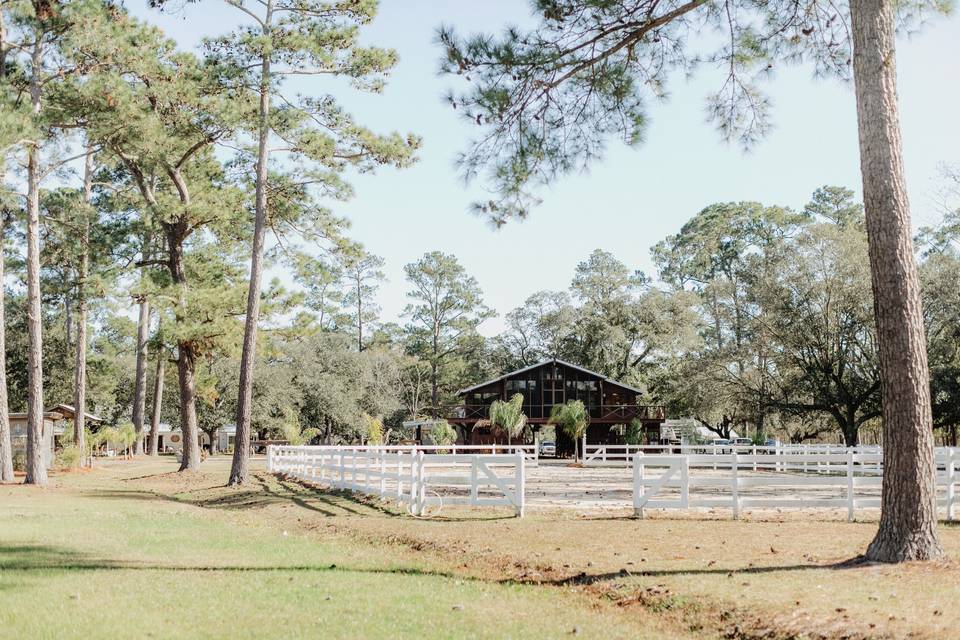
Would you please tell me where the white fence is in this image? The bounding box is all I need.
[584,443,884,467]
[297,443,539,467]
[633,449,960,521]
[268,445,526,517]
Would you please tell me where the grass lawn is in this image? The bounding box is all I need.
[0,457,678,640]
[3,457,959,639]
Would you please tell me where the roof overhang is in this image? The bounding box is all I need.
[457,358,645,396]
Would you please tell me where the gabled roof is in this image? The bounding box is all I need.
[46,404,104,423]
[458,358,644,396]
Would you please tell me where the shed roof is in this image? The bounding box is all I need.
[46,404,104,423]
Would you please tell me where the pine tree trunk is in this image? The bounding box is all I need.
[165,224,201,472]
[430,358,439,417]
[0,197,12,483]
[230,0,273,487]
[850,0,942,562]
[176,342,201,471]
[72,149,93,463]
[24,53,46,485]
[131,295,150,455]
[64,296,72,350]
[148,351,165,456]
[0,17,12,483]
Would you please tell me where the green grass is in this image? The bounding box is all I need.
[0,459,678,639]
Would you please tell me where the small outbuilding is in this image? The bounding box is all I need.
[8,410,64,467]
[46,404,104,448]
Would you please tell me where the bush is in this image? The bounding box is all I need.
[12,451,25,473]
[57,445,82,469]
[429,420,457,453]
[364,414,384,445]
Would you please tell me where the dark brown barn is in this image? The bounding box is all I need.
[448,359,665,450]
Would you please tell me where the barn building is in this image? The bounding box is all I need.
[448,358,666,450]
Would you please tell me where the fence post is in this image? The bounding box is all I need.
[407,451,416,505]
[416,450,426,516]
[379,451,386,498]
[948,449,956,522]
[633,452,644,518]
[515,451,526,518]
[752,445,757,471]
[846,450,855,522]
[731,451,740,520]
[470,457,478,505]
[266,445,274,472]
[681,455,690,508]
[397,454,404,499]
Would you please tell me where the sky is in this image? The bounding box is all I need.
[130,1,960,336]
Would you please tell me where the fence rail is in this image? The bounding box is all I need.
[268,445,526,517]
[585,443,888,467]
[287,443,539,466]
[632,449,959,521]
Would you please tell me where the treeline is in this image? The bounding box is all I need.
[1,2,958,492]
[0,0,419,484]
[487,186,960,448]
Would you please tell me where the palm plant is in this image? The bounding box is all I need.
[548,400,590,462]
[118,423,137,458]
[488,393,528,446]
[429,420,457,454]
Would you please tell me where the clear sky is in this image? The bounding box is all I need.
[131,1,960,336]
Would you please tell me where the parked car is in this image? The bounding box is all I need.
[763,438,780,448]
[732,437,753,447]
[539,440,556,457]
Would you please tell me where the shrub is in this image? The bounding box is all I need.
[12,451,26,472]
[625,419,643,445]
[364,414,384,445]
[429,420,457,453]
[57,445,82,469]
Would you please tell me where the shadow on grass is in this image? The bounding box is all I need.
[0,543,474,583]
[541,557,886,588]
[83,473,407,520]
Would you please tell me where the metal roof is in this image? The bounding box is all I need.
[45,404,104,423]
[458,358,645,396]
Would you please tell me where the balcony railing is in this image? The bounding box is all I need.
[448,404,666,422]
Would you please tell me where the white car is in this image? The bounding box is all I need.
[539,441,556,456]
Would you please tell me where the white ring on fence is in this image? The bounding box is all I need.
[408,489,443,519]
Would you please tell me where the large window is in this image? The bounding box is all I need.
[467,391,500,406]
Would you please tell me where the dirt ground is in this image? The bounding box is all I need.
[523,460,885,514]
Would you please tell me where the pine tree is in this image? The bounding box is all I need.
[168,0,421,485]
[438,0,951,563]
[66,6,248,471]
